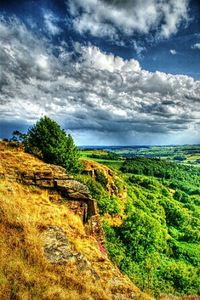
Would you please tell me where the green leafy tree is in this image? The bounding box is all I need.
[64,134,82,173]
[11,130,27,143]
[24,116,82,173]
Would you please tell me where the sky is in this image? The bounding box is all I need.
[0,0,200,145]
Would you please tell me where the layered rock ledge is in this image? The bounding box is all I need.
[17,168,104,246]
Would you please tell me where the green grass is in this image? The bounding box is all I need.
[103,145,200,165]
[79,150,124,170]
[95,159,124,170]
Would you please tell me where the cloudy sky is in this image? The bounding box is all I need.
[0,0,200,145]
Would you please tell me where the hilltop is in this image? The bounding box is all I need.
[0,141,150,300]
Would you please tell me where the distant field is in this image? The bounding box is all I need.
[96,160,124,170]
[80,145,200,167]
[80,149,124,170]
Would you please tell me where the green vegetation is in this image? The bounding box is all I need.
[95,170,108,188]
[80,153,200,297]
[80,144,200,169]
[80,145,200,166]
[9,130,200,297]
[75,174,121,215]
[13,116,82,173]
[121,158,200,195]
[80,149,123,170]
[102,158,200,296]
[102,145,200,166]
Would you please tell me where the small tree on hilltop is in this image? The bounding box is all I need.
[24,116,82,173]
[11,130,27,143]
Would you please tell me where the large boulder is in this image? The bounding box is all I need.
[55,179,90,200]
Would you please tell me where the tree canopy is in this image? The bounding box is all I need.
[15,116,82,173]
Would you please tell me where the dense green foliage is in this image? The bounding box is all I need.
[76,174,121,215]
[23,116,82,173]
[121,158,200,195]
[95,170,108,188]
[100,158,200,296]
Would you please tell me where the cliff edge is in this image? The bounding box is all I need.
[0,141,151,300]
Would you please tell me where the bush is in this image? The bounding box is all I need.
[95,170,108,188]
[23,116,82,173]
[76,174,120,215]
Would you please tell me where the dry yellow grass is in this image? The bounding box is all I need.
[0,141,152,300]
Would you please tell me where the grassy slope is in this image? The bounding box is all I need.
[1,143,199,299]
[0,142,149,300]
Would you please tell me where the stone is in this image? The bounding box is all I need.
[42,226,74,264]
[34,170,53,180]
[19,167,105,247]
[35,179,54,188]
[41,226,100,280]
[55,180,90,200]
[65,201,88,222]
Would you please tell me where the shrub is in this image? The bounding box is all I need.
[76,174,120,215]
[95,170,108,188]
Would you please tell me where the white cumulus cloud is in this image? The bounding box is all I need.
[191,43,200,50]
[67,0,189,40]
[43,11,61,35]
[0,16,199,144]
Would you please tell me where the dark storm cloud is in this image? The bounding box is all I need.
[185,94,200,102]
[0,16,200,142]
[0,120,29,138]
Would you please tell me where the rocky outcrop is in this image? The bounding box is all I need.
[0,142,153,300]
[0,144,106,267]
[18,169,98,221]
[55,179,90,200]
[83,160,123,196]
[18,168,104,247]
[19,170,90,200]
[41,226,100,280]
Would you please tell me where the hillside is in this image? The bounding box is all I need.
[0,141,150,300]
[79,155,200,298]
[0,141,199,299]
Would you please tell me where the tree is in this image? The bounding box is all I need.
[24,116,82,173]
[11,130,27,143]
[64,134,82,173]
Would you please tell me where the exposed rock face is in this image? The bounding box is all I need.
[1,144,106,267]
[0,142,152,300]
[18,168,104,246]
[55,179,90,200]
[18,169,98,221]
[41,226,90,266]
[83,160,122,196]
[19,170,90,200]
[85,215,105,248]
[42,226,100,279]
[42,226,74,264]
